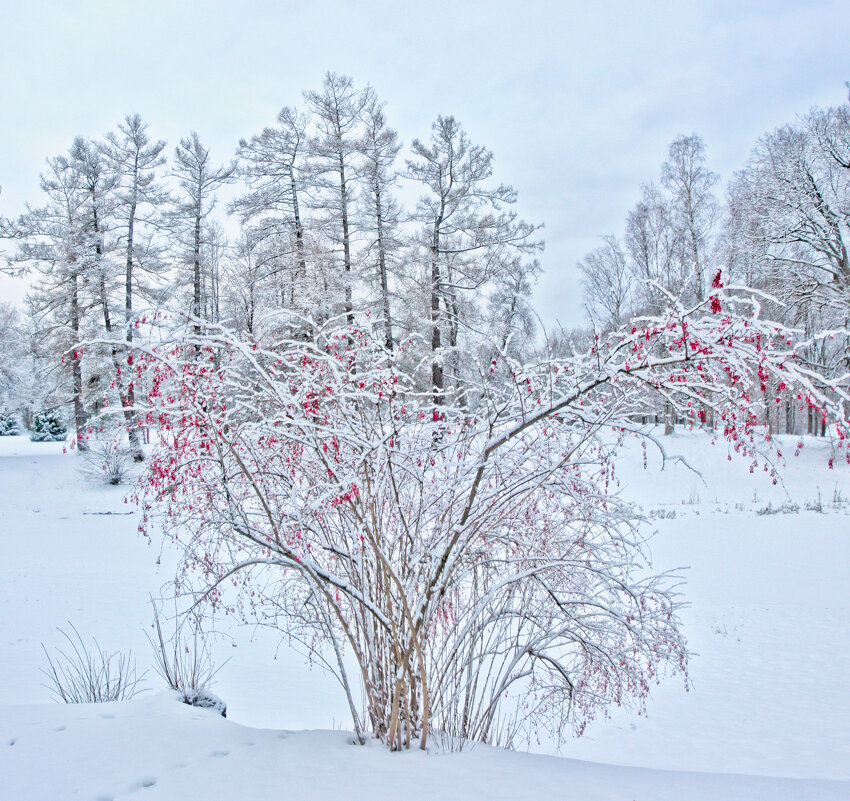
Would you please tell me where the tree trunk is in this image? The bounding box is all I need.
[430,209,445,404]
[69,270,88,452]
[290,164,307,284]
[373,177,393,351]
[664,401,675,435]
[431,253,443,404]
[193,202,202,351]
[92,193,144,462]
[124,201,144,460]
[338,152,353,325]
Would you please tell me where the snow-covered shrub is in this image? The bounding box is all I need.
[29,410,66,442]
[146,601,226,716]
[41,623,146,703]
[136,297,850,750]
[30,410,66,441]
[757,501,801,516]
[80,436,135,485]
[187,689,227,717]
[0,409,19,436]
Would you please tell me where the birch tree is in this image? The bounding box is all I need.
[723,95,850,397]
[577,234,631,330]
[661,134,719,304]
[732,115,850,317]
[624,182,679,313]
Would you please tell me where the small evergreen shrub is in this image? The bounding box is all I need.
[30,410,67,442]
[0,410,19,436]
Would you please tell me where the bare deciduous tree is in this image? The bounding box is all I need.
[661,134,719,303]
[578,234,631,330]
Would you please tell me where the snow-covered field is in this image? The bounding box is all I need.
[1,432,848,800]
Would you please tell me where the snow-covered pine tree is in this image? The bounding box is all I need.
[0,410,18,436]
[231,106,312,328]
[358,90,402,352]
[29,409,66,442]
[303,72,371,325]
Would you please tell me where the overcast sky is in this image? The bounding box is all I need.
[0,0,847,328]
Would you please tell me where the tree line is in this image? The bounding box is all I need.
[0,72,541,450]
[578,87,850,434]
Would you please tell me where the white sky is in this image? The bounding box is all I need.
[0,0,847,328]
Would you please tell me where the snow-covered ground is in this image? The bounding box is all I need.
[0,431,848,799]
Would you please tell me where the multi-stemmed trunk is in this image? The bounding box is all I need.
[342,579,430,751]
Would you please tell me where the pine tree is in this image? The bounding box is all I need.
[359,91,402,351]
[232,106,311,320]
[0,410,18,436]
[29,409,67,442]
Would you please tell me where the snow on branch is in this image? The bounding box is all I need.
[132,290,849,750]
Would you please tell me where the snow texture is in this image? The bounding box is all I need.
[0,432,848,799]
